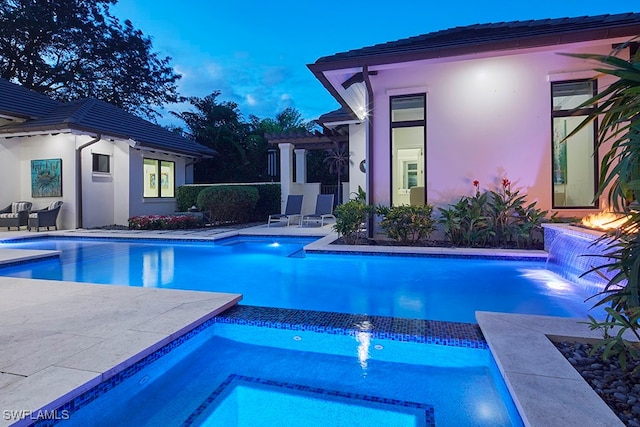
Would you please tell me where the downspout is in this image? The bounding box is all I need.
[76,135,102,228]
[362,65,375,238]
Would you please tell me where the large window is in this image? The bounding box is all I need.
[390,95,426,206]
[143,158,175,198]
[551,80,598,208]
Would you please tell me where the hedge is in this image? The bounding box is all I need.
[177,184,280,223]
[197,185,259,224]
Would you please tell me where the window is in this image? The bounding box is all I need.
[143,158,175,198]
[551,80,598,208]
[390,95,426,206]
[92,153,110,173]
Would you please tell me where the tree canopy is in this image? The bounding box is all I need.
[173,93,319,183]
[0,0,181,119]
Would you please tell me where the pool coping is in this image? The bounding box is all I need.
[477,312,624,427]
[0,226,621,426]
[0,277,241,427]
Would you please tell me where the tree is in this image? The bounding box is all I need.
[323,142,351,204]
[0,0,181,120]
[172,92,250,183]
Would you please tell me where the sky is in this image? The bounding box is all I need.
[111,1,640,126]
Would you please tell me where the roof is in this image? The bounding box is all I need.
[265,129,348,150]
[0,80,215,158]
[310,12,640,71]
[0,79,61,120]
[316,108,358,125]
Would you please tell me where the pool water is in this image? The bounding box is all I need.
[56,319,523,427]
[0,236,602,323]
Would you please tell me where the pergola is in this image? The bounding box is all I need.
[265,127,349,213]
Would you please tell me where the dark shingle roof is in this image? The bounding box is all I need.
[0,81,215,157]
[311,12,640,69]
[0,79,61,119]
[316,108,357,124]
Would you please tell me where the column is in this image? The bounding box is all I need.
[294,148,307,184]
[278,143,294,212]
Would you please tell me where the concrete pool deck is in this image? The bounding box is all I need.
[0,225,624,426]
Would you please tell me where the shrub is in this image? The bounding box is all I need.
[438,191,492,247]
[438,179,550,248]
[377,204,435,245]
[128,215,203,230]
[333,199,374,245]
[197,185,259,224]
[176,185,211,212]
[250,184,281,221]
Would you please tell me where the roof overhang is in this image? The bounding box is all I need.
[308,18,640,116]
[0,125,214,158]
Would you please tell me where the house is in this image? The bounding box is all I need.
[0,78,215,229]
[273,12,640,219]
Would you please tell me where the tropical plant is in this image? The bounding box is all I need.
[439,179,549,248]
[486,178,526,247]
[333,198,374,245]
[438,182,492,247]
[323,142,350,204]
[377,204,436,245]
[0,0,181,120]
[563,41,640,367]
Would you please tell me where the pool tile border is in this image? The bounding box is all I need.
[215,305,488,349]
[31,305,485,426]
[183,374,435,426]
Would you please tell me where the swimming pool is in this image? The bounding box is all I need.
[47,306,523,427]
[0,236,602,323]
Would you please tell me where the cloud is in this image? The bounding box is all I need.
[163,54,337,126]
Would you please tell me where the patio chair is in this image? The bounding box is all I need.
[0,201,32,230]
[268,195,303,227]
[301,194,336,227]
[28,201,63,231]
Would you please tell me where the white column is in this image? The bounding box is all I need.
[294,148,307,184]
[278,143,294,211]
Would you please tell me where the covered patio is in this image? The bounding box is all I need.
[265,109,361,214]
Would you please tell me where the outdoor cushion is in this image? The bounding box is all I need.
[12,202,30,213]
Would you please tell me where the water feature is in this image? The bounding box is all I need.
[543,223,615,296]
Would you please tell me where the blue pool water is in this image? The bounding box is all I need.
[54,314,523,427]
[0,236,602,323]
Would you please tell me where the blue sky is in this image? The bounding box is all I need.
[111,1,639,125]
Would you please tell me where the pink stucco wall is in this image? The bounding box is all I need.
[365,40,623,217]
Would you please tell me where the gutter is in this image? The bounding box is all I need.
[362,65,375,238]
[76,135,102,228]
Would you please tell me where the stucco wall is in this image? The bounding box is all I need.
[366,40,620,218]
[348,122,366,200]
[0,134,76,229]
[127,148,188,220]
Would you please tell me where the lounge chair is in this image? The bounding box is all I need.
[0,201,32,230]
[28,201,63,231]
[268,195,303,227]
[301,194,336,227]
